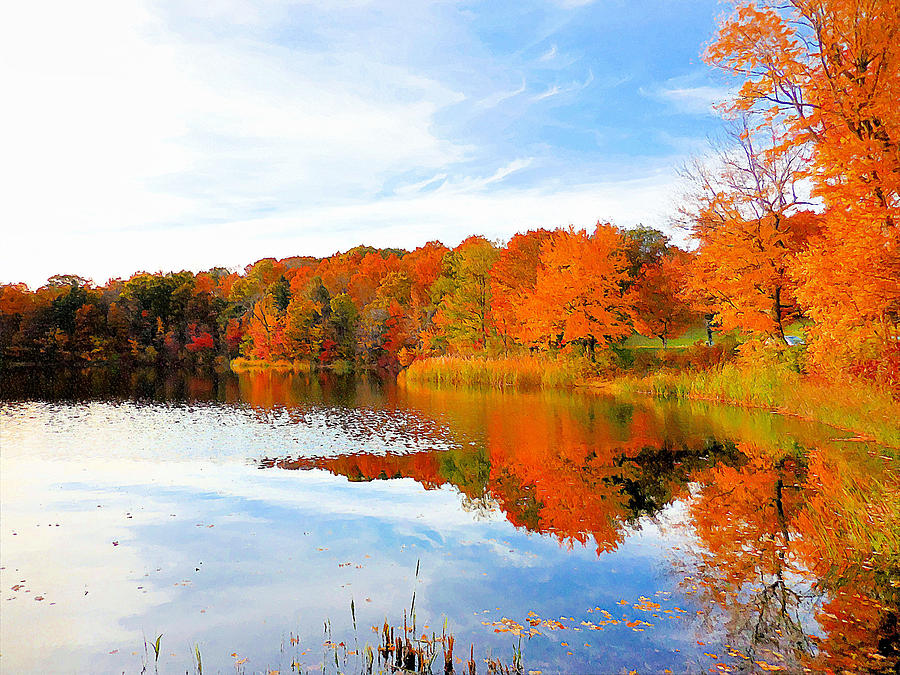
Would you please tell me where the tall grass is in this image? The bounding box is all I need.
[400,355,585,389]
[229,357,312,373]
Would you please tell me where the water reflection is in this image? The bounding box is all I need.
[1,368,897,673]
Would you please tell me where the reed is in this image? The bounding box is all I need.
[400,355,584,389]
[229,357,312,373]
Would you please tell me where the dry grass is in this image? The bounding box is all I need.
[230,357,312,373]
[400,355,585,389]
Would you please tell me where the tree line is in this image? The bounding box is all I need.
[0,227,694,370]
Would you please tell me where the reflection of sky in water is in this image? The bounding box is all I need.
[1,400,458,462]
[2,456,706,674]
[1,383,888,674]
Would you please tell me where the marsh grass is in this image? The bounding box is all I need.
[230,357,312,373]
[400,355,584,389]
[312,561,523,675]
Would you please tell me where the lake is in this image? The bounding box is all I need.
[1,368,897,674]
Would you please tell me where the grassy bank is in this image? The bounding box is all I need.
[610,363,900,447]
[400,355,584,389]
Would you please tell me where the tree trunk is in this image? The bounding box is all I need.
[773,286,788,344]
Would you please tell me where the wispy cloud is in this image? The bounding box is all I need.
[641,73,734,116]
[533,84,562,101]
[539,44,558,61]
[393,173,449,196]
[475,78,527,110]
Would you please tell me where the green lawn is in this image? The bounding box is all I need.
[623,320,811,349]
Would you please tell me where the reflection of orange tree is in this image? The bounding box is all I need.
[486,406,639,553]
[261,393,741,557]
[685,442,812,669]
[262,451,470,496]
[684,442,900,671]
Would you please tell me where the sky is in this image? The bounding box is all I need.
[0,0,733,288]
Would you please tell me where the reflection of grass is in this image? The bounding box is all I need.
[401,355,583,389]
[800,450,900,572]
[304,580,519,674]
[230,357,312,372]
[614,364,900,448]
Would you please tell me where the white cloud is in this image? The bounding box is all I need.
[0,0,470,281]
[475,79,527,110]
[2,166,680,286]
[393,173,449,196]
[539,44,558,62]
[533,84,562,101]
[642,77,733,116]
[658,86,730,115]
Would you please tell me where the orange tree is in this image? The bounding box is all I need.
[707,0,900,380]
[679,124,820,341]
[628,248,696,348]
[520,223,631,358]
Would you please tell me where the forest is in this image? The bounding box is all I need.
[1,0,898,399]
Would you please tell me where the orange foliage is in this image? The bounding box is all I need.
[489,230,554,352]
[708,0,900,374]
[520,223,630,352]
[628,250,695,347]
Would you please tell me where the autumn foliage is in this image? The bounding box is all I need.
[1,0,897,396]
[0,229,698,371]
[703,0,900,384]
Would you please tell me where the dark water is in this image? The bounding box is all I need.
[1,368,897,674]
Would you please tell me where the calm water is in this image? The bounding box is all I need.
[1,368,897,674]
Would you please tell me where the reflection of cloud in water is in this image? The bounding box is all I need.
[1,400,458,463]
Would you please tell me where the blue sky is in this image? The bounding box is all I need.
[1,0,732,287]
